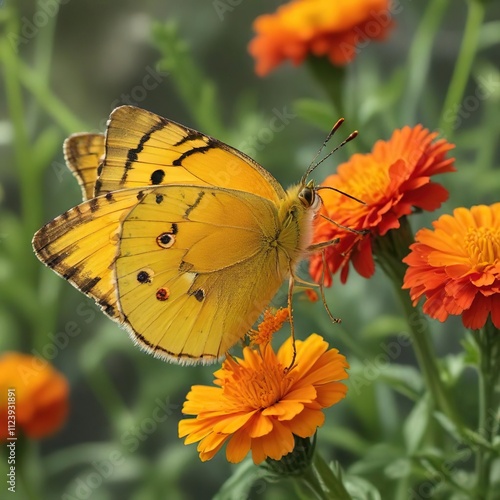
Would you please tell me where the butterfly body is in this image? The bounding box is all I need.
[33,106,322,364]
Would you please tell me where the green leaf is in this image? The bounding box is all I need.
[377,364,424,400]
[403,394,431,454]
[384,457,412,480]
[349,444,403,475]
[321,426,372,456]
[293,98,337,132]
[32,126,62,174]
[344,475,382,500]
[358,68,405,124]
[435,412,496,452]
[359,315,409,340]
[478,21,500,49]
[215,459,270,500]
[461,333,480,365]
[441,353,467,385]
[152,21,224,137]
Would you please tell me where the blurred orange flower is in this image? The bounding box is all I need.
[403,204,500,330]
[178,334,348,464]
[0,353,69,440]
[310,125,455,285]
[249,0,394,76]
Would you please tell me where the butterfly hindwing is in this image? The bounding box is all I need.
[96,106,286,203]
[32,190,141,320]
[64,133,105,201]
[115,185,288,363]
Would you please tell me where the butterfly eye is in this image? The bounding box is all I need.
[298,186,315,208]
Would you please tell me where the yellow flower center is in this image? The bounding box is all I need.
[224,361,293,410]
[341,161,390,206]
[464,227,500,269]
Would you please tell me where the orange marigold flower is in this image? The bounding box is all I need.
[310,125,455,285]
[178,334,348,464]
[250,308,290,346]
[0,353,69,440]
[403,204,500,330]
[249,0,394,76]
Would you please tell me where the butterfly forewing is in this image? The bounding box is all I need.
[97,106,286,202]
[64,133,105,201]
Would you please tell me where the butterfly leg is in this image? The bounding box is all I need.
[318,248,341,324]
[306,237,340,253]
[286,274,297,371]
[318,213,369,236]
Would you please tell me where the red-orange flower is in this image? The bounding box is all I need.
[178,334,348,464]
[249,0,394,76]
[403,204,500,330]
[0,353,69,440]
[310,125,455,285]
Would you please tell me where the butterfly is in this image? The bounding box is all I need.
[33,106,355,365]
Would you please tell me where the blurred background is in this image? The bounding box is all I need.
[0,0,499,498]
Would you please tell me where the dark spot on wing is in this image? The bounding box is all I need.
[156,287,169,301]
[137,270,151,284]
[80,276,101,294]
[157,232,175,248]
[192,289,205,302]
[151,169,165,185]
[63,266,78,280]
[155,194,163,204]
[89,198,99,213]
[99,300,115,317]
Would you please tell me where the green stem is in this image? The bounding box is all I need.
[403,0,451,124]
[15,437,43,500]
[297,452,352,500]
[83,363,133,440]
[439,0,485,139]
[474,320,500,498]
[306,56,346,119]
[373,218,459,424]
[18,60,87,133]
[0,33,40,277]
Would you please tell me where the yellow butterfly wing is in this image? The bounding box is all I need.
[33,184,291,364]
[33,106,320,365]
[116,185,289,363]
[96,106,286,202]
[32,190,140,320]
[64,133,105,201]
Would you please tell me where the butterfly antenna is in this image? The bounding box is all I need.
[301,126,358,185]
[316,186,366,205]
[301,118,345,185]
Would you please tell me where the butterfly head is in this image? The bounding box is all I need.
[298,179,320,211]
